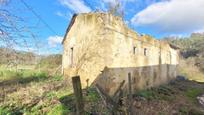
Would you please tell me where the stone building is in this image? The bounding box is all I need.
[62,13,179,96]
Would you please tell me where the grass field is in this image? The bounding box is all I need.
[0,66,108,115]
[0,64,204,114]
[0,65,70,114]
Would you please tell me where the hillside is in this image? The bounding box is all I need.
[164,33,204,58]
[0,48,62,73]
[36,54,62,74]
[0,48,37,65]
[163,33,204,82]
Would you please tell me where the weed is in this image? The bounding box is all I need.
[86,87,100,102]
[0,107,11,115]
[185,88,203,103]
[47,104,70,115]
[0,71,3,77]
[32,72,48,79]
[135,85,176,101]
[179,107,188,115]
[159,112,167,115]
[136,89,156,100]
[52,74,63,81]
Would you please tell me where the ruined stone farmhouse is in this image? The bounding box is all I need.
[62,13,179,96]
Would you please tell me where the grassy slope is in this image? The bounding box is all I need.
[0,69,70,115]
[1,68,204,115]
[164,33,204,82]
[133,80,204,115]
[179,59,204,82]
[0,69,108,115]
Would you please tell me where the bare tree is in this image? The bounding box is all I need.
[0,0,9,5]
[0,1,39,70]
[107,0,124,19]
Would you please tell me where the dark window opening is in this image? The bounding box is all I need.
[70,47,73,67]
[133,46,136,54]
[144,48,147,56]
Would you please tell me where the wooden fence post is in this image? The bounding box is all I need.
[128,72,132,115]
[72,76,84,115]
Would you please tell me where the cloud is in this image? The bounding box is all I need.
[131,0,204,34]
[59,0,91,13]
[0,0,8,5]
[102,0,135,3]
[101,0,118,5]
[56,11,64,17]
[99,0,136,14]
[55,11,72,20]
[101,0,136,7]
[48,36,63,47]
[194,28,204,33]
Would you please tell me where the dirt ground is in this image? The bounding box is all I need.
[130,80,204,115]
[0,73,204,115]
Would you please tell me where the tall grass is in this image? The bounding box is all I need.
[0,69,49,82]
[178,59,204,82]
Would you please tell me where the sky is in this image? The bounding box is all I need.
[1,0,204,54]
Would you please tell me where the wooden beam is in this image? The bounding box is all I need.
[128,73,133,115]
[95,84,118,108]
[72,76,84,115]
[95,84,120,114]
[113,80,125,98]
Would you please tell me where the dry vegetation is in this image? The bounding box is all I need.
[179,58,204,82]
[165,33,204,82]
[0,52,204,114]
[1,33,204,114]
[131,79,204,115]
[0,69,109,114]
[1,1,204,114]
[0,52,110,114]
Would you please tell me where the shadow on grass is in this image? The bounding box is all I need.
[0,72,49,96]
[0,72,49,87]
[59,94,76,114]
[134,79,204,100]
[58,87,102,114]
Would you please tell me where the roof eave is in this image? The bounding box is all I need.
[61,14,78,44]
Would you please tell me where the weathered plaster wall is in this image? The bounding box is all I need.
[62,13,113,86]
[62,13,179,96]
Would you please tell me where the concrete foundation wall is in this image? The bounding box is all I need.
[95,64,177,96]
